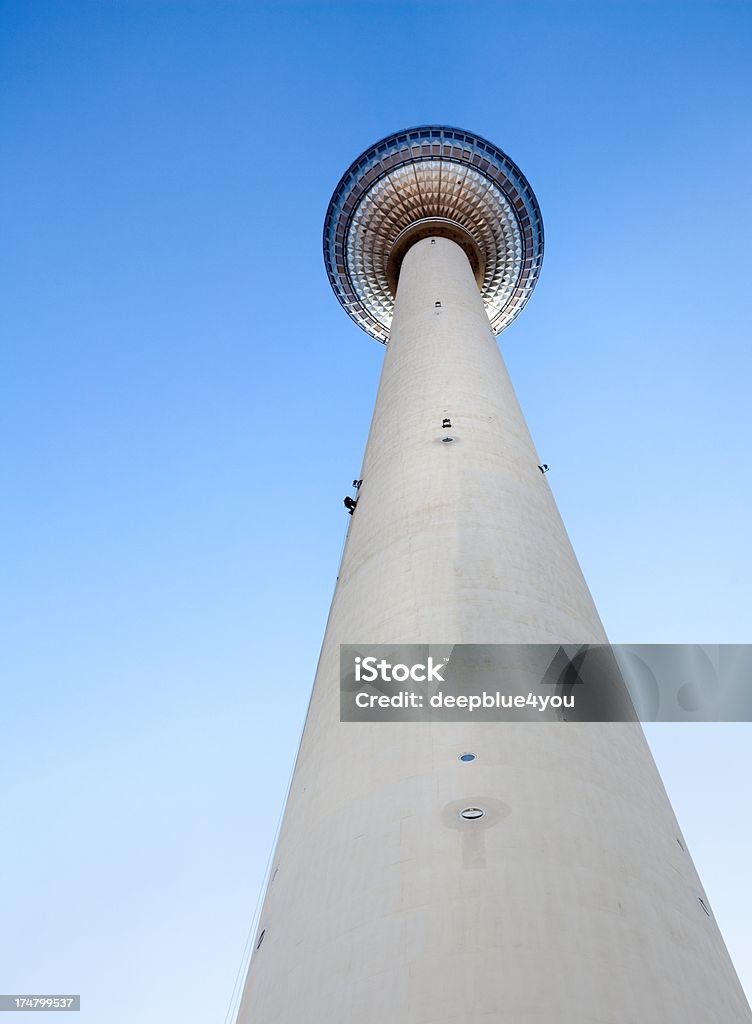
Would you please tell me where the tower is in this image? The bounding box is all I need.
[235,127,750,1022]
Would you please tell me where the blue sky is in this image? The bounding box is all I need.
[2,2,751,1021]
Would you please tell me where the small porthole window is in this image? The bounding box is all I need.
[458,753,476,762]
[441,436,454,443]
[435,301,441,307]
[430,238,436,244]
[459,806,485,821]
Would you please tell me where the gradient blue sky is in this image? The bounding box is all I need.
[2,2,751,1021]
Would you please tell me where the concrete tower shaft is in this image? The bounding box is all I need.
[234,128,751,1023]
[238,232,752,1024]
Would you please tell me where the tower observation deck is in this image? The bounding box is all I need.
[234,127,751,1024]
[323,125,543,342]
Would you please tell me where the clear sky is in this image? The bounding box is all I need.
[2,2,750,1021]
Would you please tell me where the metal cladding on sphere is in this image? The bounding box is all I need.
[323,125,544,342]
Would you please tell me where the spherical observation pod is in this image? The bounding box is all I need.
[323,125,544,343]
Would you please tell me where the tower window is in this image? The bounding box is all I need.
[459,806,485,820]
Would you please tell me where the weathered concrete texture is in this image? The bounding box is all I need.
[236,238,751,1023]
